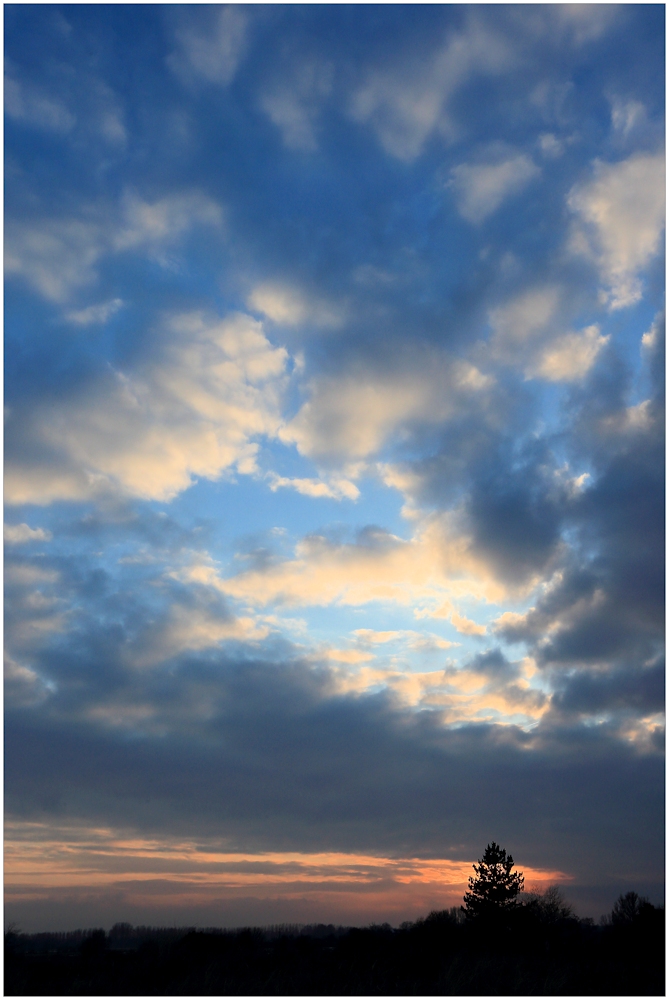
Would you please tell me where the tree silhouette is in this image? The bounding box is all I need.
[462,842,524,918]
[611,891,654,925]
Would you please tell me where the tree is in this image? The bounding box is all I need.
[462,842,524,918]
[522,884,574,924]
[611,891,654,925]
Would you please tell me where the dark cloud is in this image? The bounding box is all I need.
[465,451,568,584]
[495,336,664,673]
[466,647,518,679]
[5,645,663,900]
[4,535,663,895]
[549,658,664,718]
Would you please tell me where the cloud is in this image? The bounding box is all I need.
[464,449,572,586]
[4,523,53,545]
[352,629,457,651]
[610,98,647,139]
[436,648,547,722]
[492,356,664,679]
[4,559,66,659]
[5,218,104,303]
[350,19,511,161]
[167,6,248,86]
[5,655,54,709]
[112,191,223,255]
[449,153,540,224]
[5,191,223,303]
[260,61,333,152]
[5,647,663,911]
[5,56,127,147]
[551,4,621,46]
[267,473,360,502]
[281,354,492,463]
[568,151,665,309]
[489,286,560,347]
[530,325,609,382]
[129,599,270,670]
[487,289,607,382]
[550,659,664,719]
[450,610,488,636]
[415,600,487,636]
[538,133,564,159]
[3,819,572,931]
[65,299,124,326]
[511,5,621,49]
[5,311,289,504]
[325,648,374,664]
[641,314,662,354]
[198,513,506,615]
[248,282,343,329]
[4,71,75,132]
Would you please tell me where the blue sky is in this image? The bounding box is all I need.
[4,4,665,929]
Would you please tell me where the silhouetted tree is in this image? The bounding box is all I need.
[522,884,574,924]
[611,891,654,925]
[462,842,524,918]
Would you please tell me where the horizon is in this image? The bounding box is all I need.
[4,4,665,933]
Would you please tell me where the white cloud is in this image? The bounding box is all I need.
[65,299,123,326]
[324,648,374,664]
[4,562,66,657]
[449,153,540,224]
[599,399,656,439]
[538,133,564,158]
[488,288,607,382]
[350,20,511,161]
[4,524,53,545]
[4,655,54,708]
[568,151,665,309]
[353,629,405,645]
[131,602,269,669]
[248,282,343,329]
[323,654,546,719]
[281,356,492,462]
[168,6,248,86]
[552,4,620,45]
[260,61,333,152]
[489,286,559,349]
[610,98,646,138]
[530,325,608,382]
[641,315,661,352]
[415,600,487,636]
[5,63,126,146]
[4,73,75,132]
[5,218,104,303]
[353,628,458,651]
[267,473,360,501]
[5,191,223,303]
[5,312,290,505]
[191,512,507,617]
[113,191,223,255]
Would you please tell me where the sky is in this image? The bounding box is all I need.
[4,3,665,931]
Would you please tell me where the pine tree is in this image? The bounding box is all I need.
[462,842,524,918]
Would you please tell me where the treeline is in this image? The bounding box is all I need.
[5,892,664,995]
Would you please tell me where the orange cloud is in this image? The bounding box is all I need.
[5,821,571,926]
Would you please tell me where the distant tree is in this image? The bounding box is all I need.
[611,891,654,925]
[462,842,524,918]
[522,884,574,923]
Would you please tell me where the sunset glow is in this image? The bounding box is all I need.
[5,823,570,930]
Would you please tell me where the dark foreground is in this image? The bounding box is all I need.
[5,901,664,996]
